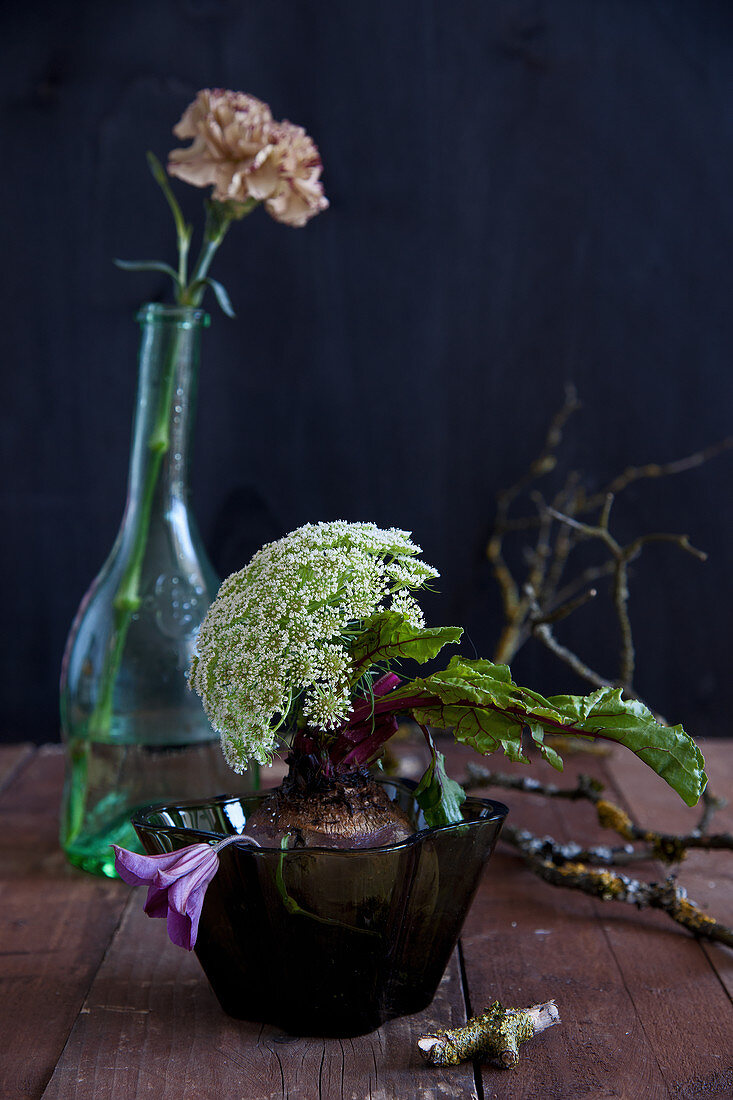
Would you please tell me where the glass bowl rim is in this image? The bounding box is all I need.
[131,777,509,857]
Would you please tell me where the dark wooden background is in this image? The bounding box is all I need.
[3,0,732,745]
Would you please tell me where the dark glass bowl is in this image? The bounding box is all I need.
[132,779,508,1037]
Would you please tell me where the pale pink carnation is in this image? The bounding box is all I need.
[167,89,328,226]
[167,89,273,204]
[253,121,329,227]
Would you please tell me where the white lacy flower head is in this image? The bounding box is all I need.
[189,521,438,772]
[167,88,328,225]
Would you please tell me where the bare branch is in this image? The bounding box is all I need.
[624,532,708,563]
[460,767,732,862]
[522,582,613,693]
[530,587,598,628]
[489,387,582,664]
[496,383,581,511]
[696,789,728,835]
[613,558,634,685]
[545,506,620,553]
[506,829,733,947]
[487,388,726,709]
[533,622,614,692]
[550,560,617,611]
[584,436,733,511]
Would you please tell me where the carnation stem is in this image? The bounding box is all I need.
[91,203,236,735]
[92,194,255,742]
[183,202,235,304]
[87,328,185,739]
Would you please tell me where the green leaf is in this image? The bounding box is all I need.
[391,657,707,807]
[146,151,190,253]
[347,611,462,683]
[185,276,236,317]
[146,150,168,187]
[545,687,707,807]
[414,745,466,827]
[527,722,564,772]
[201,277,236,318]
[114,259,181,285]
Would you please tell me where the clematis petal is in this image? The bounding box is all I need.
[167,849,219,914]
[144,884,170,920]
[112,844,196,887]
[167,881,212,950]
[154,844,217,888]
[166,905,195,950]
[114,841,223,950]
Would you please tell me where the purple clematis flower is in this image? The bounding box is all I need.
[113,835,256,950]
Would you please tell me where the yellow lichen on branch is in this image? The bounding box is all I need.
[418,1000,560,1069]
[596,799,634,840]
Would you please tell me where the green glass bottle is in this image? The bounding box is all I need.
[60,304,247,877]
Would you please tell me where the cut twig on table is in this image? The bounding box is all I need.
[460,764,733,945]
[418,1000,560,1069]
[506,840,733,948]
[463,765,733,863]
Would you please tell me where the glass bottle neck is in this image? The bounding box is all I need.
[123,305,210,522]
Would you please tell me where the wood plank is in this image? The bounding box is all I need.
[0,745,130,1100]
[452,747,673,1098]
[693,741,733,1004]
[5,738,729,1098]
[42,895,477,1100]
[593,744,733,1097]
[442,742,733,1098]
[0,745,68,876]
[0,743,34,792]
[604,738,733,953]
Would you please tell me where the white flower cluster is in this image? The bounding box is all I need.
[189,521,438,772]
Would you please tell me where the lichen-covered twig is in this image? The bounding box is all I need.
[592,797,733,862]
[463,762,603,801]
[506,838,733,948]
[462,764,733,864]
[460,764,733,942]
[418,1000,560,1069]
[503,822,639,867]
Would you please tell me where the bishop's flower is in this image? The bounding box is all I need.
[189,521,439,772]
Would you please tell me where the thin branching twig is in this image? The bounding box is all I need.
[478,392,733,948]
[460,764,733,944]
[487,391,727,700]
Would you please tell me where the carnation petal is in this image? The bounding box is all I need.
[167,156,220,190]
[165,88,327,218]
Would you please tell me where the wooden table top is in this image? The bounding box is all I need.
[1,739,731,1100]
